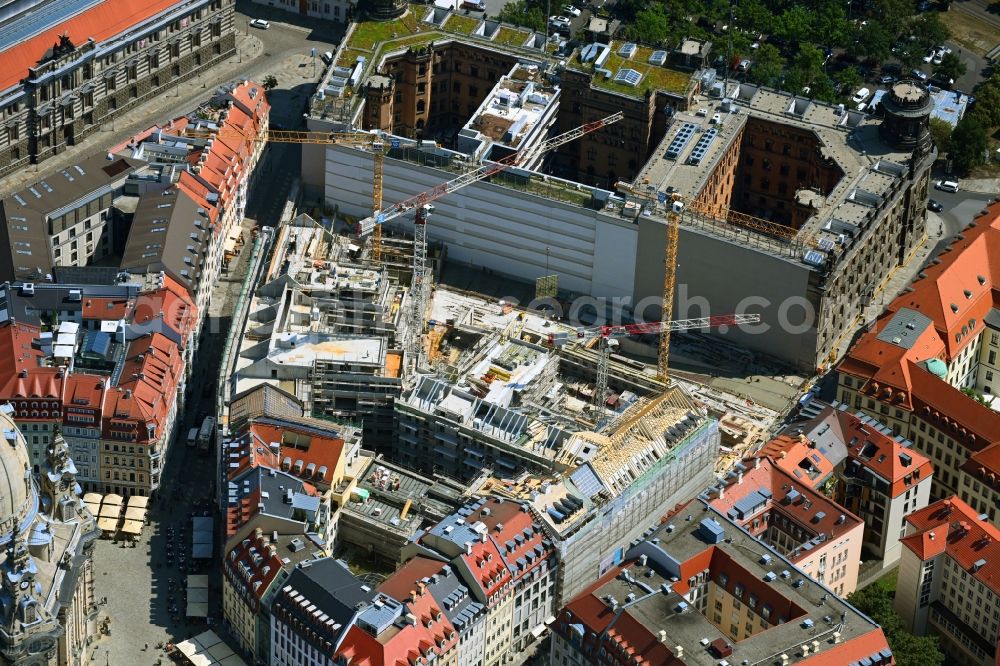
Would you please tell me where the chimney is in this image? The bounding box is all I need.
[754,457,760,469]
[674,645,684,658]
[718,484,725,499]
[737,471,743,485]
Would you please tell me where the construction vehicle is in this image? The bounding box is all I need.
[548,313,762,421]
[183,128,416,263]
[351,112,625,372]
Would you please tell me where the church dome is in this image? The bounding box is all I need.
[0,410,34,535]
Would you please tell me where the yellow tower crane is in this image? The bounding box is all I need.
[183,128,393,262]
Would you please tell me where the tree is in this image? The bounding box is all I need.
[851,22,893,62]
[791,44,826,85]
[835,66,864,96]
[775,6,813,44]
[929,117,953,151]
[971,73,1000,128]
[497,0,545,31]
[949,115,989,173]
[848,580,945,666]
[934,51,967,82]
[749,44,785,86]
[875,0,917,32]
[262,75,278,91]
[734,0,773,35]
[909,13,950,51]
[626,5,671,45]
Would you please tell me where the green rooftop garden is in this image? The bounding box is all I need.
[347,7,430,50]
[334,47,371,69]
[446,14,480,35]
[494,26,529,47]
[588,44,690,97]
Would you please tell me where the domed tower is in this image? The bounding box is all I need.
[361,0,407,21]
[879,80,933,154]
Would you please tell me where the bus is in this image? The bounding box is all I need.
[186,427,199,447]
[197,416,216,451]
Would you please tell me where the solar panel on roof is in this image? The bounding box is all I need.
[614,68,642,87]
[0,0,103,52]
[665,122,698,159]
[686,127,718,165]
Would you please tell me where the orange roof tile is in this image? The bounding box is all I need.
[902,497,1000,596]
[0,0,184,92]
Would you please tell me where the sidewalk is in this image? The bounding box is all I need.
[958,178,1000,195]
[0,33,264,198]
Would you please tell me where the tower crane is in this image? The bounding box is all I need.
[613,181,795,381]
[350,112,625,372]
[183,128,405,262]
[548,313,761,420]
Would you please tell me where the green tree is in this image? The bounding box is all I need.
[734,0,773,35]
[934,51,967,82]
[929,117,953,151]
[262,75,278,91]
[851,22,893,62]
[810,1,851,46]
[848,580,945,666]
[949,115,989,173]
[972,74,1000,127]
[875,0,917,32]
[775,6,813,44]
[749,44,785,86]
[497,0,545,31]
[835,66,864,97]
[625,5,671,45]
[791,44,826,85]
[909,13,950,51]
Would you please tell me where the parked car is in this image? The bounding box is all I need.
[249,18,270,29]
[935,180,960,193]
[321,51,334,65]
[851,87,871,104]
[562,4,581,17]
[737,58,752,73]
[911,69,929,81]
[549,15,571,28]
[880,74,896,84]
[922,48,935,63]
[928,199,943,212]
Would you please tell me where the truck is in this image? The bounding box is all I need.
[186,427,198,447]
[197,416,215,452]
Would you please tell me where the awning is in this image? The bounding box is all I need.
[104,493,124,506]
[97,517,118,533]
[98,506,121,520]
[188,587,209,604]
[121,519,143,535]
[192,543,212,559]
[83,492,103,504]
[124,507,146,521]
[127,495,149,509]
[186,602,208,617]
[188,574,209,589]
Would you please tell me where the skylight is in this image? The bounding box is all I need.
[614,68,642,87]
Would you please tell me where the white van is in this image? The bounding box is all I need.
[187,427,199,447]
[936,180,959,193]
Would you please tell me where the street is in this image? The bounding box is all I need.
[86,9,313,663]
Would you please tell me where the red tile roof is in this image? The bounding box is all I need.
[335,559,459,666]
[766,408,933,498]
[462,498,552,585]
[709,458,863,558]
[799,630,893,664]
[223,531,284,612]
[230,421,345,485]
[901,497,1000,596]
[133,276,199,340]
[838,203,1000,450]
[0,0,184,92]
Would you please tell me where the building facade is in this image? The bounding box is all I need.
[895,497,1000,665]
[0,0,236,177]
[0,410,100,666]
[837,203,1000,521]
[549,503,895,666]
